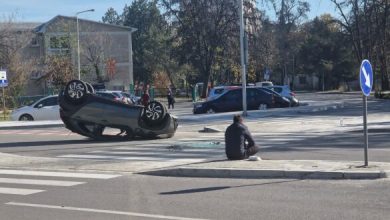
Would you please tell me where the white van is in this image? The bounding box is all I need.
[255,81,274,87]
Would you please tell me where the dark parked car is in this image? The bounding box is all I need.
[59,80,178,140]
[257,87,297,107]
[193,87,290,114]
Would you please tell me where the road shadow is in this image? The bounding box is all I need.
[0,139,95,148]
[160,179,299,195]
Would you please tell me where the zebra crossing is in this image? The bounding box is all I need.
[52,131,314,162]
[57,143,225,162]
[0,169,120,196]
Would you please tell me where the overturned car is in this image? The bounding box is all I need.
[59,80,178,140]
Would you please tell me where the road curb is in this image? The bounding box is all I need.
[140,167,389,180]
[0,123,64,130]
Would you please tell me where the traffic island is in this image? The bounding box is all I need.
[140,160,390,180]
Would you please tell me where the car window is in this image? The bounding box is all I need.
[45,97,58,106]
[96,93,114,99]
[121,93,130,98]
[274,87,282,93]
[226,89,241,100]
[34,97,58,107]
[214,88,225,95]
[247,89,257,98]
[111,92,122,98]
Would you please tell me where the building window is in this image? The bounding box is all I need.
[30,36,39,47]
[49,36,70,50]
[30,71,43,80]
[299,76,307,84]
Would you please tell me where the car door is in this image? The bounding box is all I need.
[216,89,242,112]
[33,97,59,120]
[247,88,259,110]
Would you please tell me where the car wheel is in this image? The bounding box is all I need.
[206,108,216,114]
[143,101,166,125]
[85,82,95,94]
[64,80,87,104]
[19,114,34,121]
[258,104,268,110]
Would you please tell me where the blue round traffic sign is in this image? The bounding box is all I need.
[359,59,373,96]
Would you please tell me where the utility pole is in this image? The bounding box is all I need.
[239,0,247,116]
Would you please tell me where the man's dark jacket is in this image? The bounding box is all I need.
[225,122,255,159]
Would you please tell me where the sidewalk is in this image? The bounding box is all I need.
[141,159,390,180]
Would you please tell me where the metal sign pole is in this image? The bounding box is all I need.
[363,95,368,166]
[239,0,247,116]
[2,87,5,120]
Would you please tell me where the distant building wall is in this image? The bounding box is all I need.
[21,15,135,95]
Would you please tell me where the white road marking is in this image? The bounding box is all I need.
[58,154,160,161]
[0,178,85,186]
[0,187,44,195]
[6,202,209,220]
[0,169,120,179]
[58,154,207,163]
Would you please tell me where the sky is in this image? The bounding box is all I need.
[0,0,339,23]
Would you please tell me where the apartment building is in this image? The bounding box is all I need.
[15,15,136,95]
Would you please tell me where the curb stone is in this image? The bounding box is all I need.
[140,167,389,180]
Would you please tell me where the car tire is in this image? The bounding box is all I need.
[206,108,216,114]
[19,114,34,121]
[64,80,87,104]
[85,82,95,94]
[143,101,166,125]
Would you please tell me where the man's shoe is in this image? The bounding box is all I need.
[248,156,261,161]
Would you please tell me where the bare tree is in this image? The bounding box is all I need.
[0,17,36,107]
[331,0,389,90]
[40,55,74,91]
[83,33,112,83]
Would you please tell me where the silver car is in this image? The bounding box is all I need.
[11,95,60,121]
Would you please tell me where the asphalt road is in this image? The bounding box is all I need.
[1,174,390,220]
[0,92,389,219]
[0,93,389,164]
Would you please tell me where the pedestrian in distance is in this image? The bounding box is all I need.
[167,87,175,109]
[141,89,150,106]
[224,114,260,160]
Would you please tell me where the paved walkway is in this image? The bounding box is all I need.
[140,159,390,180]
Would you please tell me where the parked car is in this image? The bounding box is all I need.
[207,86,240,101]
[255,87,293,108]
[193,87,290,114]
[121,92,141,104]
[95,91,123,102]
[265,85,299,107]
[255,81,274,87]
[59,80,178,140]
[11,95,60,121]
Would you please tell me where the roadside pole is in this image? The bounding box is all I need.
[239,0,247,116]
[359,60,373,167]
[363,95,368,166]
[2,87,5,120]
[0,70,8,120]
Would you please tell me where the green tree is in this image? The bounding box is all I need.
[102,7,122,25]
[122,0,169,84]
[263,0,310,84]
[161,0,239,97]
[297,15,356,90]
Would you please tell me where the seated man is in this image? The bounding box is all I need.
[225,114,260,160]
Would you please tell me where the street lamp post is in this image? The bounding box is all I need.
[239,0,247,116]
[76,9,94,80]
